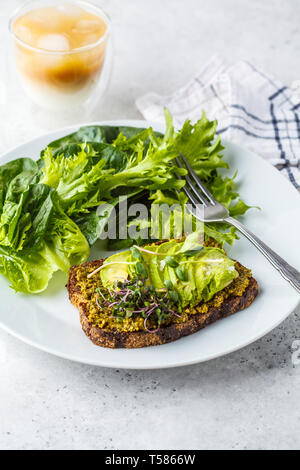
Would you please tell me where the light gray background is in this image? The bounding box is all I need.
[0,0,300,450]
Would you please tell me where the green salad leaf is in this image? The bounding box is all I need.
[45,124,161,152]
[0,158,39,210]
[0,180,89,293]
[110,109,250,248]
[172,111,227,179]
[98,144,184,198]
[40,144,108,217]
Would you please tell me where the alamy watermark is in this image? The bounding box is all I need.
[96,197,205,242]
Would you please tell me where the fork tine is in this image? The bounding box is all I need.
[175,158,209,206]
[178,153,217,206]
[176,162,209,207]
[175,174,206,206]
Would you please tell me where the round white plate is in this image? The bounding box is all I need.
[0,120,299,369]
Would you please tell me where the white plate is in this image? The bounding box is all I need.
[0,120,299,369]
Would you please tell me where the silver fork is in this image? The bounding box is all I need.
[176,154,300,294]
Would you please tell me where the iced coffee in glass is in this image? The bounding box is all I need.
[9,1,111,112]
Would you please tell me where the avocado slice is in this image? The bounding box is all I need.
[100,251,132,285]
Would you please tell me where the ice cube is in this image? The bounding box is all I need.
[37,34,70,52]
[79,33,100,47]
[14,24,35,46]
[73,19,101,34]
[26,8,63,29]
[56,4,84,18]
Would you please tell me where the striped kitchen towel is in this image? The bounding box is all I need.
[136,55,300,190]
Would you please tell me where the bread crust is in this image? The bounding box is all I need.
[67,259,258,349]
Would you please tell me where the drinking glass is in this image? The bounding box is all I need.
[9,0,112,120]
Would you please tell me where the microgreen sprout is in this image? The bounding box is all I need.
[165,256,179,268]
[175,266,188,282]
[94,276,182,333]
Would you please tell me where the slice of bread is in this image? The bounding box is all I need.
[67,256,258,349]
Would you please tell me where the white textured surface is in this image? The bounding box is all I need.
[0,0,300,450]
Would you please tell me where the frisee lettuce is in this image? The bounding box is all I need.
[106,109,251,248]
[40,144,108,217]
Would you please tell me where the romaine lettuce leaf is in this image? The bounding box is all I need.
[0,180,89,293]
[0,158,39,212]
[0,245,60,294]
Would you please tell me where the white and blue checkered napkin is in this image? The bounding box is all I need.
[136,55,300,190]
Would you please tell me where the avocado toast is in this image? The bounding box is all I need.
[67,239,258,348]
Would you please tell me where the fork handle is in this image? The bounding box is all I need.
[226,216,300,293]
